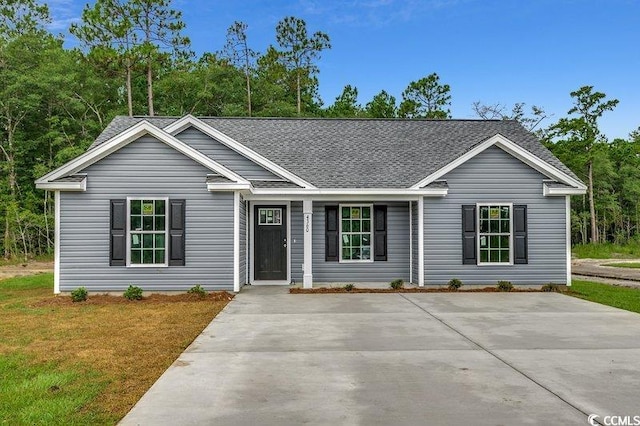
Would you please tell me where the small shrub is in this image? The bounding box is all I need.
[541,283,560,292]
[448,278,463,291]
[123,285,143,300]
[344,283,355,292]
[71,287,88,302]
[390,279,404,290]
[188,284,207,297]
[497,280,514,292]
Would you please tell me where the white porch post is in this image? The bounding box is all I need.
[566,195,572,287]
[418,197,425,287]
[54,190,61,294]
[303,199,313,288]
[233,191,240,292]
[409,201,413,284]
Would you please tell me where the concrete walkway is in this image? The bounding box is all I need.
[573,258,640,288]
[120,287,640,425]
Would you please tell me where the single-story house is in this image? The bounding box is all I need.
[36,115,586,293]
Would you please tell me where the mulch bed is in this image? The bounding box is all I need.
[32,291,235,307]
[290,287,551,294]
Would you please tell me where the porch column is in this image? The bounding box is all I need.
[233,191,240,292]
[418,197,425,287]
[303,199,313,288]
[566,195,572,286]
[54,190,61,294]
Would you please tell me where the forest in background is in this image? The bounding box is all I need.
[1,0,639,259]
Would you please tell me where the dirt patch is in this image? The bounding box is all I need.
[0,261,53,280]
[32,291,234,307]
[290,287,544,294]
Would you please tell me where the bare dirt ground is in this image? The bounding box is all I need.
[0,261,53,280]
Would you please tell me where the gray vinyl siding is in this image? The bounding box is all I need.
[59,136,234,292]
[176,128,281,180]
[424,146,566,285]
[290,201,304,283]
[312,202,410,282]
[239,196,247,285]
[411,201,418,284]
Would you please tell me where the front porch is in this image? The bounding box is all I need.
[240,195,437,290]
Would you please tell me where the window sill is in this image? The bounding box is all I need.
[477,262,513,267]
[126,264,169,268]
[339,259,374,264]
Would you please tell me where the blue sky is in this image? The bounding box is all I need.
[48,0,639,139]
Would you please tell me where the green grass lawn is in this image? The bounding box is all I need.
[572,242,640,259]
[0,354,106,425]
[568,280,640,314]
[602,262,640,269]
[0,274,107,425]
[0,273,229,425]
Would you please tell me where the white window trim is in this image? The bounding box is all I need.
[258,208,283,226]
[476,202,513,266]
[338,204,374,264]
[126,197,169,268]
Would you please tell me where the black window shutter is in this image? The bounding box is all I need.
[374,205,387,261]
[513,205,528,264]
[325,206,339,261]
[110,199,126,266]
[462,205,477,265]
[168,199,186,266]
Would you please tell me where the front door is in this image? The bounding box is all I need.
[254,205,287,281]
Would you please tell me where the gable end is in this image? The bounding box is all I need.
[36,121,248,190]
[411,134,586,192]
[163,115,315,188]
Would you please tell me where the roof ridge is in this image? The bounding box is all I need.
[125,116,510,123]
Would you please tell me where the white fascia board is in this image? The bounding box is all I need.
[410,134,587,191]
[244,187,447,202]
[36,120,248,186]
[36,177,87,192]
[251,188,448,196]
[163,115,316,189]
[543,183,587,196]
[207,182,253,192]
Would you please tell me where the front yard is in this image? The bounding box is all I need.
[568,279,640,314]
[0,273,231,425]
[1,271,639,425]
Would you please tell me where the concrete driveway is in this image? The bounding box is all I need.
[120,288,640,425]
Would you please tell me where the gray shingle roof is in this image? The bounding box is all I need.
[91,116,581,189]
[543,181,575,189]
[52,174,86,183]
[206,174,233,184]
[424,180,449,189]
[250,180,302,189]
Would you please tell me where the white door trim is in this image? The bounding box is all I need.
[249,201,291,286]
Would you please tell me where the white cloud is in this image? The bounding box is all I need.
[46,0,81,32]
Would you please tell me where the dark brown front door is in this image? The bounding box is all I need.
[254,205,287,281]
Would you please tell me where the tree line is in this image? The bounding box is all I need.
[1,0,638,259]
